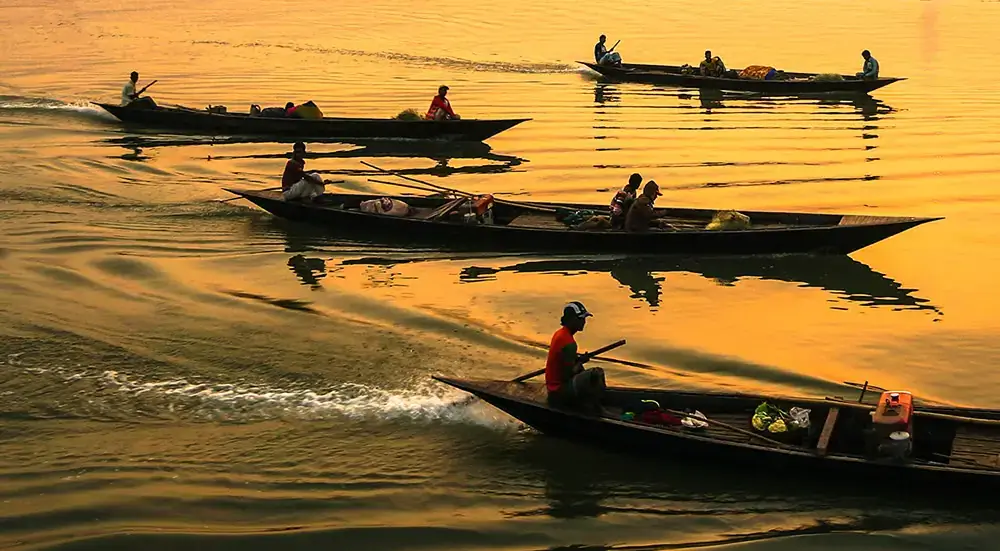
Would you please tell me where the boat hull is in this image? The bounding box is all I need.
[95,103,529,142]
[580,62,904,94]
[436,377,1000,491]
[226,189,938,256]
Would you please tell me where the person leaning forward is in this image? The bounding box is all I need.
[625,180,665,232]
[545,301,607,414]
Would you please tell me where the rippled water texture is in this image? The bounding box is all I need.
[3,0,1000,549]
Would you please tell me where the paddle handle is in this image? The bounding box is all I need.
[609,39,620,52]
[512,338,627,383]
[137,79,158,96]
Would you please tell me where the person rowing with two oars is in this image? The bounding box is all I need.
[546,301,608,414]
[121,71,157,109]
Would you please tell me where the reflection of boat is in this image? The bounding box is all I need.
[104,135,527,176]
[580,62,904,94]
[226,189,940,255]
[94,103,529,142]
[436,377,1000,491]
[458,255,940,313]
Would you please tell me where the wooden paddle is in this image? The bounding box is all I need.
[218,180,345,203]
[136,79,158,97]
[609,39,621,53]
[455,339,626,406]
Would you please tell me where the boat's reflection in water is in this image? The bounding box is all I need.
[101,133,528,176]
[260,217,940,316]
[472,436,999,545]
[457,254,939,314]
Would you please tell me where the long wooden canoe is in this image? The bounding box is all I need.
[579,62,904,94]
[436,376,1000,491]
[95,103,529,142]
[225,188,940,255]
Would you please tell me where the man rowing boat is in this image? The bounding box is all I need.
[121,71,156,109]
[546,301,607,414]
[594,35,622,66]
[281,141,325,201]
[625,180,668,232]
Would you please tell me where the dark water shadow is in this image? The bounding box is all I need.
[244,218,941,317]
[101,134,528,174]
[457,254,941,315]
[464,435,1000,550]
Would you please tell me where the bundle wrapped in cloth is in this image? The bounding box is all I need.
[739,65,778,80]
[811,73,845,82]
[289,100,323,119]
[705,210,751,230]
[360,197,411,217]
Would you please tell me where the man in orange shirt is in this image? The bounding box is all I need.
[426,85,461,121]
[545,301,607,413]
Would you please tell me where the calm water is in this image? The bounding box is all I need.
[3,0,1000,549]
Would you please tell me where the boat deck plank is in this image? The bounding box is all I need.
[950,425,1000,469]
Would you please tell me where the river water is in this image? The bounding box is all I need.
[3,0,1000,549]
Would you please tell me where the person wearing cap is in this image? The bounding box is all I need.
[609,173,642,230]
[545,301,607,413]
[425,85,460,121]
[625,180,666,232]
[856,50,879,80]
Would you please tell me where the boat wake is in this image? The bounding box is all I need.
[188,40,579,74]
[7,352,517,429]
[0,95,115,121]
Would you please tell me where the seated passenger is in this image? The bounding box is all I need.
[609,173,642,229]
[426,85,460,121]
[625,181,665,232]
[699,50,727,77]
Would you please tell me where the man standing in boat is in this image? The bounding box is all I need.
[546,301,607,414]
[426,85,461,121]
[857,50,879,80]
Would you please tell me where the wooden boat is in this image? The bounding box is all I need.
[224,188,940,255]
[435,376,1000,489]
[579,62,904,94]
[94,103,529,142]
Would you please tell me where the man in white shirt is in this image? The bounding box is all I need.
[121,72,139,106]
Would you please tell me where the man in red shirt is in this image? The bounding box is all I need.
[545,301,607,413]
[426,85,461,121]
[282,141,306,191]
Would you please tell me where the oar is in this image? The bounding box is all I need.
[609,39,621,52]
[455,339,626,406]
[218,180,345,203]
[361,161,557,214]
[369,178,462,197]
[136,79,158,97]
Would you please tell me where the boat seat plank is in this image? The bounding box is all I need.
[816,407,840,455]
